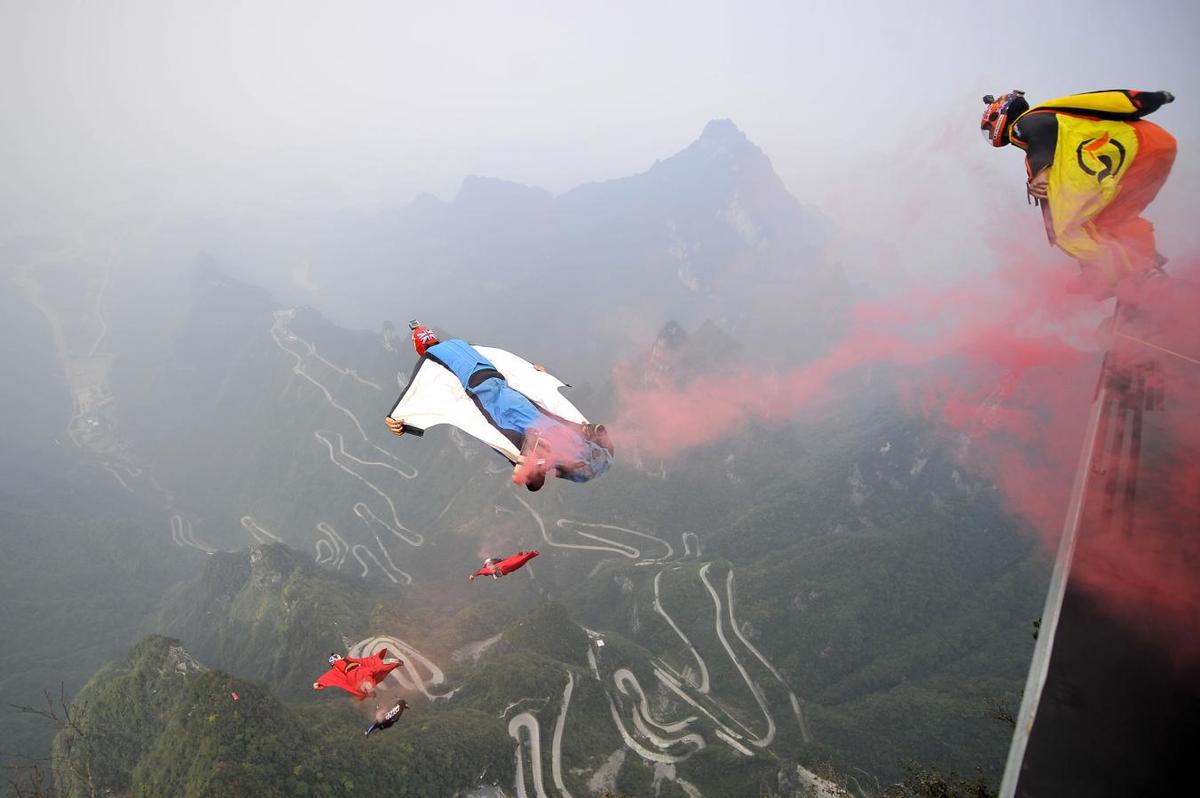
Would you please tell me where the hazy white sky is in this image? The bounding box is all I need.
[2,0,1197,239]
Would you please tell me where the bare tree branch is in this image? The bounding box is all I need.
[6,683,98,798]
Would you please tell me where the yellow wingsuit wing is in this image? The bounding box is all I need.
[1032,90,1159,120]
[1046,115,1141,276]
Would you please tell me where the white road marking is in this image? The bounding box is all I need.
[556,519,673,561]
[613,668,696,734]
[349,635,455,701]
[271,310,416,476]
[604,692,702,764]
[169,514,212,553]
[651,666,751,754]
[514,494,672,563]
[725,570,811,743]
[315,522,349,569]
[352,500,421,547]
[653,570,711,694]
[551,672,575,798]
[240,515,283,543]
[314,538,335,565]
[352,544,400,583]
[508,712,550,798]
[699,563,774,747]
[314,431,423,546]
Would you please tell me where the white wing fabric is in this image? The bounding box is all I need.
[389,346,588,463]
[475,347,587,424]
[389,357,521,460]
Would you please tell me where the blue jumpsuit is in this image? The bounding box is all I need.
[424,339,611,482]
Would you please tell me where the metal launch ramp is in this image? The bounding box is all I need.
[1001,280,1200,797]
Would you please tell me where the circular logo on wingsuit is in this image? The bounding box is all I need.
[1075,132,1127,184]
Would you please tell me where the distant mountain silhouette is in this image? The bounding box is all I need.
[315,120,846,370]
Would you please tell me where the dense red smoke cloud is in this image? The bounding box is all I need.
[1069,272,1200,666]
[611,250,1200,664]
[613,252,1100,466]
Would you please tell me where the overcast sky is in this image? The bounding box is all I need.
[3,0,1197,250]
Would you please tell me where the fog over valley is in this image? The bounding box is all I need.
[2,3,1197,797]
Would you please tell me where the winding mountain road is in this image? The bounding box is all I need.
[514,494,671,562]
[240,515,283,544]
[315,521,350,569]
[349,635,455,701]
[508,712,550,798]
[551,673,575,798]
[314,430,423,546]
[699,563,775,747]
[725,569,811,743]
[653,569,711,693]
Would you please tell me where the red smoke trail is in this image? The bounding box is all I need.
[613,253,1098,464]
[612,252,1101,543]
[612,250,1200,664]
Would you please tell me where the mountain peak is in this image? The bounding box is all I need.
[685,117,765,163]
[699,118,748,144]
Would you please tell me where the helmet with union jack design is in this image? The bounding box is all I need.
[410,321,440,357]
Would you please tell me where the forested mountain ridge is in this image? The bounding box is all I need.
[7,264,1043,796]
[52,634,516,798]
